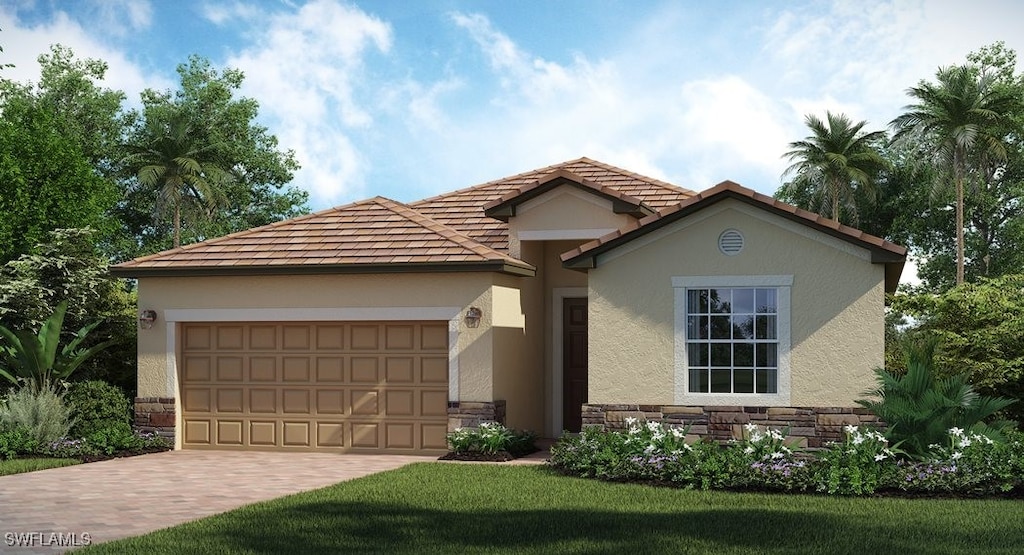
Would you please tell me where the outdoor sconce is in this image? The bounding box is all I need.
[138,310,157,329]
[465,307,483,328]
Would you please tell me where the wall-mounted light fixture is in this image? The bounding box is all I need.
[465,306,483,328]
[138,309,157,329]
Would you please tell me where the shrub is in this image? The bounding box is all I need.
[66,380,132,438]
[446,422,536,456]
[0,425,38,460]
[0,386,73,445]
[857,339,1016,459]
[85,422,141,455]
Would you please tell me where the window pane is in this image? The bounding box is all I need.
[734,368,754,393]
[732,315,754,339]
[756,344,778,368]
[710,344,731,366]
[687,315,708,339]
[687,289,708,313]
[755,315,777,340]
[734,343,754,367]
[689,368,708,393]
[756,288,777,313]
[756,369,777,393]
[732,288,754,313]
[710,289,731,313]
[710,316,731,339]
[710,369,731,393]
[688,343,708,367]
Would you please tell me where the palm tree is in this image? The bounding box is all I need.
[125,113,230,248]
[781,112,888,224]
[889,65,1017,286]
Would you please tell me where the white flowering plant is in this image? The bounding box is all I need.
[446,422,536,456]
[891,427,1024,494]
[814,425,896,495]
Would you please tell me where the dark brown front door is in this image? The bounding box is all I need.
[562,297,588,433]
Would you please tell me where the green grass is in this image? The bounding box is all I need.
[0,457,80,476]
[84,463,1023,555]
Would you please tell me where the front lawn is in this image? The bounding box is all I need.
[84,463,1024,554]
[0,457,79,476]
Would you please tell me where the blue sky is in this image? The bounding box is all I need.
[3,0,1023,213]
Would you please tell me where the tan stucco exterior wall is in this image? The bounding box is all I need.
[490,274,545,432]
[587,199,885,408]
[136,272,498,402]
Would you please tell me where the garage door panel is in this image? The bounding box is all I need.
[385,390,415,416]
[421,357,447,383]
[420,390,448,416]
[316,325,345,349]
[250,421,277,445]
[316,422,344,447]
[249,357,278,381]
[216,356,244,381]
[351,423,380,448]
[350,390,379,415]
[282,357,310,382]
[183,356,211,381]
[386,325,415,349]
[316,389,345,414]
[249,389,277,413]
[316,357,344,381]
[216,326,244,350]
[351,358,379,382]
[282,389,310,413]
[184,419,211,445]
[182,321,448,453]
[350,325,379,350]
[385,357,414,383]
[282,421,311,446]
[183,388,211,412]
[216,389,244,413]
[217,420,244,445]
[250,326,277,349]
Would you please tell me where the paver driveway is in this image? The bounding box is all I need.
[0,451,434,553]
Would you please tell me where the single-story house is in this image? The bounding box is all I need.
[112,157,906,454]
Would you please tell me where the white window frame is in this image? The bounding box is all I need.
[672,276,792,406]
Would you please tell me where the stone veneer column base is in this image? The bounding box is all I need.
[134,397,176,441]
[582,404,883,448]
[447,400,507,432]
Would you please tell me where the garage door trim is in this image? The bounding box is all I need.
[161,307,462,403]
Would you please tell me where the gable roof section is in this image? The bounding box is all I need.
[111,197,536,278]
[410,157,696,251]
[482,169,655,221]
[561,180,907,293]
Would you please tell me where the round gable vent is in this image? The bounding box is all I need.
[718,229,744,255]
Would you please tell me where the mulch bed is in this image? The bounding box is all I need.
[77,446,173,463]
[438,447,540,462]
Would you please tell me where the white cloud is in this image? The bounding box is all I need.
[200,1,261,26]
[85,0,153,37]
[0,9,170,104]
[224,0,392,204]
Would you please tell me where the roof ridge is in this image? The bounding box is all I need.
[573,157,696,195]
[373,197,523,263]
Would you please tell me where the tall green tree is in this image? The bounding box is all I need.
[0,46,129,261]
[780,112,888,224]
[118,56,305,256]
[124,113,230,248]
[890,64,1020,286]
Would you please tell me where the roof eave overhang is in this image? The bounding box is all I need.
[110,260,537,279]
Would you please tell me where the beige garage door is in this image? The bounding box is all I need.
[180,321,450,453]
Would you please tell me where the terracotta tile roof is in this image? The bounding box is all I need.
[411,157,695,250]
[482,169,654,221]
[112,197,535,277]
[561,180,907,292]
